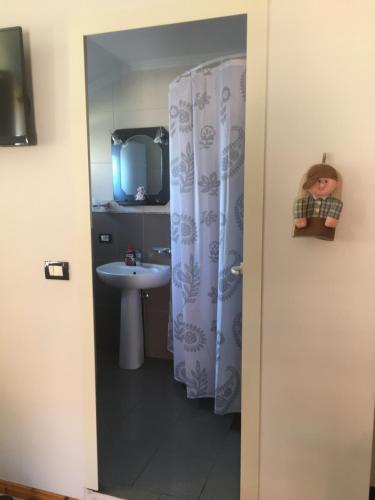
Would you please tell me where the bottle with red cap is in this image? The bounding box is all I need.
[125,244,136,266]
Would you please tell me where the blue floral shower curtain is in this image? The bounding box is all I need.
[168,57,245,414]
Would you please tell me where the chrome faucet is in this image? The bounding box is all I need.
[152,247,171,255]
[135,249,142,265]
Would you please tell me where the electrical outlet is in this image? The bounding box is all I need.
[99,233,112,243]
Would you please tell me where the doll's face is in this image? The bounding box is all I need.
[308,177,338,198]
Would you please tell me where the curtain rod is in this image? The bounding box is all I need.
[179,52,246,77]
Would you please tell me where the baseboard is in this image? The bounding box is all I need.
[370,486,375,500]
[0,479,78,500]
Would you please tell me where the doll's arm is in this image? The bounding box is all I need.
[325,199,343,227]
[294,197,307,228]
[325,217,338,228]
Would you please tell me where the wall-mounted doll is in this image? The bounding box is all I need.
[294,162,343,241]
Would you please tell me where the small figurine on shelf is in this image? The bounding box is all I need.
[135,185,146,201]
[293,161,343,241]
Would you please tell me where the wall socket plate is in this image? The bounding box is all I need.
[44,261,69,280]
[98,233,112,243]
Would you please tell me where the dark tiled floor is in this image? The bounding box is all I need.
[96,351,240,500]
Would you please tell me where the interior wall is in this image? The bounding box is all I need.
[88,83,113,202]
[0,5,92,498]
[1,1,374,500]
[261,1,375,498]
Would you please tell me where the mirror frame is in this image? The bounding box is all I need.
[112,126,169,205]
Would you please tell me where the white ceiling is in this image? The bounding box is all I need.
[86,15,246,84]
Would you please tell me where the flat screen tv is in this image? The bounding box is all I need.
[0,26,36,146]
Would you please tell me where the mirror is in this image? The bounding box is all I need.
[112,126,169,205]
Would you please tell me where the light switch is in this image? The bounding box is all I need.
[53,266,63,277]
[44,261,69,280]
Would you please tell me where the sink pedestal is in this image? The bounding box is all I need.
[95,261,170,371]
[119,289,144,370]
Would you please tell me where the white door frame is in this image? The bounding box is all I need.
[69,2,268,498]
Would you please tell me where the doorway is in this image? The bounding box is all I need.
[78,4,269,496]
[85,15,246,500]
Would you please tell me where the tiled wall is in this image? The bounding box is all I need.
[92,212,172,359]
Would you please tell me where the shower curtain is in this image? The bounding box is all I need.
[168,57,245,414]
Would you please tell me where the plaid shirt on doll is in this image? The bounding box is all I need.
[294,195,343,220]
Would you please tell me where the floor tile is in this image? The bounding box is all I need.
[99,398,177,487]
[134,450,211,500]
[134,410,233,499]
[101,484,159,500]
[199,430,240,500]
[158,495,187,500]
[96,352,240,500]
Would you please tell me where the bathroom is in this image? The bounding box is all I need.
[87,15,246,500]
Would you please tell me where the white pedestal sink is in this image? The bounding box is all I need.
[96,261,170,369]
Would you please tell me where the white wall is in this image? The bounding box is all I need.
[88,83,113,202]
[261,1,375,498]
[0,1,374,499]
[0,5,93,498]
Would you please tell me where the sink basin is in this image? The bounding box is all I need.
[96,261,170,290]
[96,261,171,370]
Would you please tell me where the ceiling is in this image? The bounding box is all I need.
[86,15,246,84]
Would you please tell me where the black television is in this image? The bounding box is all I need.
[0,26,36,146]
